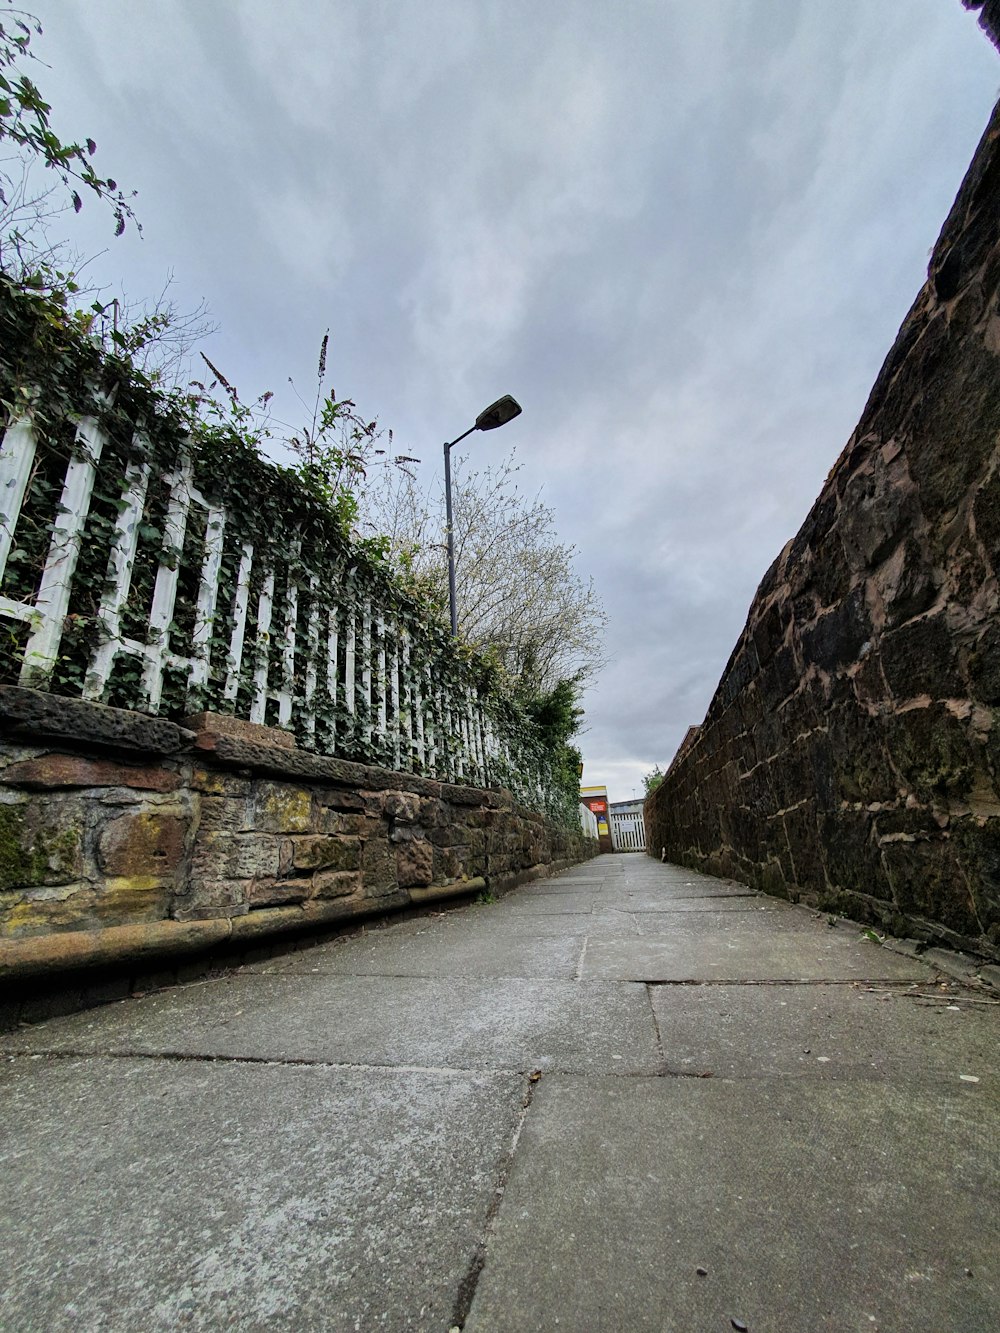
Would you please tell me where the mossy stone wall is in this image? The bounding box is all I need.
[0,688,596,960]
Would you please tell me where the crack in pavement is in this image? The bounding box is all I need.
[645,982,670,1076]
[450,1070,540,1329]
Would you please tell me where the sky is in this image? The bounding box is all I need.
[19,0,1000,802]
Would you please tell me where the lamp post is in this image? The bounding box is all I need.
[444,394,522,636]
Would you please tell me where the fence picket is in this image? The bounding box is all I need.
[0,411,38,586]
[21,414,108,685]
[0,390,570,817]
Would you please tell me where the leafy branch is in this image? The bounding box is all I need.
[0,5,139,238]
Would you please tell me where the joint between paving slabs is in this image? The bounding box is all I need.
[1,1049,518,1076]
[642,977,947,989]
[574,934,590,980]
[449,1068,541,1330]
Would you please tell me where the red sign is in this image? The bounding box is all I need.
[589,800,606,812]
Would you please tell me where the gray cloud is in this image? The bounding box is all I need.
[28,0,1000,798]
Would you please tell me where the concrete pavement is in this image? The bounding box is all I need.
[2,855,998,1332]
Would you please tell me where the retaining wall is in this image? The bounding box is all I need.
[646,99,1000,958]
[0,687,596,989]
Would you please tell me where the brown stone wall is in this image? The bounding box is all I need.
[0,688,596,971]
[646,100,1000,959]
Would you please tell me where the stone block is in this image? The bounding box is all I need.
[419,798,448,827]
[396,839,433,888]
[96,877,173,924]
[877,537,937,629]
[433,844,463,883]
[758,647,799,713]
[967,623,1000,705]
[951,816,1000,939]
[750,601,787,667]
[196,794,252,834]
[819,810,888,900]
[973,469,1000,574]
[290,835,361,872]
[190,769,252,799]
[253,783,313,833]
[248,878,310,908]
[880,613,958,700]
[799,586,871,674]
[95,810,185,880]
[312,869,362,899]
[887,703,975,800]
[314,787,366,813]
[828,703,899,804]
[781,801,824,891]
[1,883,92,937]
[318,811,370,837]
[191,832,280,880]
[382,791,420,824]
[183,711,296,749]
[0,801,84,891]
[0,754,180,792]
[428,824,463,848]
[362,836,398,895]
[173,879,249,920]
[881,836,981,938]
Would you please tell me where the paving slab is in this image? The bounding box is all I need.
[631,898,789,919]
[437,908,640,938]
[5,851,997,1331]
[651,981,1000,1080]
[0,1055,523,1333]
[618,885,759,905]
[632,906,861,934]
[581,928,935,982]
[465,1074,1000,1333]
[3,974,663,1074]
[494,892,601,915]
[516,881,608,895]
[444,908,639,937]
[243,915,582,978]
[543,872,609,884]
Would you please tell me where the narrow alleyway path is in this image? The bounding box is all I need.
[2,855,998,1332]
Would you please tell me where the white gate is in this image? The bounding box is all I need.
[610,808,646,852]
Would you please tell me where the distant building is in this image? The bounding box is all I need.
[579,784,613,851]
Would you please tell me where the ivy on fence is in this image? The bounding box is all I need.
[0,276,580,825]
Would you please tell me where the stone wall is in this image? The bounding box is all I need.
[645,99,1000,959]
[965,0,1000,50]
[0,687,596,980]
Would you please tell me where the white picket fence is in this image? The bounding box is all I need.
[0,402,547,796]
[610,805,646,852]
[578,802,599,839]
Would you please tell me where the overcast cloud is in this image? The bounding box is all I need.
[25,0,1000,799]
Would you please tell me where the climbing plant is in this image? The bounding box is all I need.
[0,277,584,825]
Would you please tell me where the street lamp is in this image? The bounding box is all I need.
[444,394,522,636]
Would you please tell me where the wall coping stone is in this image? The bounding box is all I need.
[0,686,194,755]
[200,732,513,806]
[0,875,490,981]
[182,711,297,750]
[0,688,516,807]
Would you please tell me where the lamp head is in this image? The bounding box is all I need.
[475,395,522,432]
